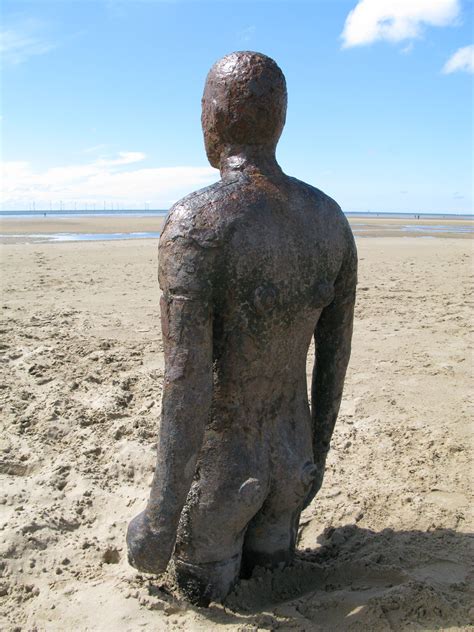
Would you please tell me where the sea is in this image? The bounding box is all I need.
[1,210,473,220]
[0,210,169,219]
[0,210,472,242]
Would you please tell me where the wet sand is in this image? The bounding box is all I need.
[0,215,167,240]
[0,214,472,242]
[349,217,473,239]
[0,230,473,631]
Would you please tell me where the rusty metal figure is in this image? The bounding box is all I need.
[127,51,357,605]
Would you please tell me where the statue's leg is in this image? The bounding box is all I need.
[240,456,314,578]
[170,554,242,607]
[240,505,301,578]
[170,438,270,605]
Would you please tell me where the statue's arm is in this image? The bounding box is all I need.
[306,228,357,506]
[127,230,214,574]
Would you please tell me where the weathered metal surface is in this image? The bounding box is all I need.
[127,51,357,606]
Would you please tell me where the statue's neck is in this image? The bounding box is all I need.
[219,145,282,179]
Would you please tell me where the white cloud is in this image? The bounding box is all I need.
[95,151,146,167]
[0,152,218,210]
[341,0,460,48]
[83,144,108,154]
[238,25,256,43]
[0,23,55,65]
[442,44,474,74]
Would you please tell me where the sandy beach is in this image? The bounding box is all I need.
[1,220,473,631]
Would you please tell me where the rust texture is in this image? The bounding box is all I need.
[127,51,357,605]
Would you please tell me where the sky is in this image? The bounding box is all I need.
[1,0,473,214]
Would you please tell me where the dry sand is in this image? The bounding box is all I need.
[0,224,473,631]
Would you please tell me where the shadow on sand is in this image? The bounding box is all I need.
[155,525,473,631]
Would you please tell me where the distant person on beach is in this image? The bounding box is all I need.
[127,51,357,605]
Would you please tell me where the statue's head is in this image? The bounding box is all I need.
[202,51,287,169]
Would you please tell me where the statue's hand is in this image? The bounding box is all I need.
[126,511,174,575]
[302,454,327,510]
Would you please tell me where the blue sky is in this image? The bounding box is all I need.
[1,0,473,213]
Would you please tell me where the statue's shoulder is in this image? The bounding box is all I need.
[288,176,353,241]
[160,179,236,248]
[287,176,341,214]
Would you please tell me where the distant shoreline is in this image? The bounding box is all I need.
[0,213,472,243]
[0,210,473,221]
[0,210,169,219]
